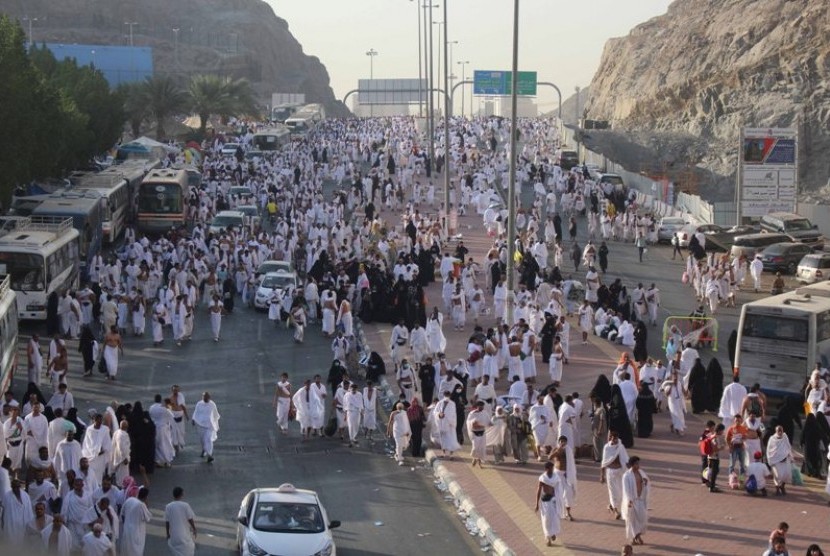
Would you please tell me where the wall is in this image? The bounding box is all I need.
[45,43,153,87]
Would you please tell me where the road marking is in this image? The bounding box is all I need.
[257,363,266,395]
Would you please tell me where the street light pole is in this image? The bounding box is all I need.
[433,21,444,99]
[505,0,520,326]
[172,27,180,65]
[442,2,451,238]
[124,21,138,47]
[427,3,436,166]
[23,16,41,48]
[457,61,469,117]
[412,0,423,118]
[366,48,379,117]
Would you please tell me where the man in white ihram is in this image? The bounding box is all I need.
[165,486,197,556]
[191,392,220,463]
[718,376,748,429]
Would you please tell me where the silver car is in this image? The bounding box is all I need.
[797,253,830,284]
[657,216,688,243]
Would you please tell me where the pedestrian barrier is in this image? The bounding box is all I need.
[662,315,719,352]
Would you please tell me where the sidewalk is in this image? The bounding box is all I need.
[360,199,829,556]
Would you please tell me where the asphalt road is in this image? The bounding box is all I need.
[16,303,481,556]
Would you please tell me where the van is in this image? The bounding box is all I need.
[730,232,792,259]
[759,212,824,249]
[558,150,579,171]
[209,210,245,235]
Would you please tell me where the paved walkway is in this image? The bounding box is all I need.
[360,191,830,555]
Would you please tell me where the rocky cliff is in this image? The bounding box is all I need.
[0,0,350,116]
[585,0,830,198]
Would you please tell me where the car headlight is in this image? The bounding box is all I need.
[246,537,268,556]
[314,542,334,556]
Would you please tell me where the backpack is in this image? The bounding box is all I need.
[698,433,714,456]
[745,474,758,493]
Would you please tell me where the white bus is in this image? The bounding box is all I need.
[735,282,830,396]
[76,161,151,242]
[0,217,80,320]
[0,276,18,394]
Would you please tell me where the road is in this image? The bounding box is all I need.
[15,303,481,555]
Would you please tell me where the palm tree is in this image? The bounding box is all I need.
[119,82,149,139]
[138,75,188,140]
[188,74,258,135]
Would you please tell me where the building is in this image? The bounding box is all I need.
[44,43,153,87]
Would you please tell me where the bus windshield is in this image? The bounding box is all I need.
[0,253,44,291]
[741,313,809,343]
[139,184,183,214]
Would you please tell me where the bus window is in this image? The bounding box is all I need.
[741,313,808,343]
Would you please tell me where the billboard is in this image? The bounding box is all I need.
[271,93,305,107]
[738,127,798,218]
[473,70,537,96]
[45,44,153,87]
[358,78,428,105]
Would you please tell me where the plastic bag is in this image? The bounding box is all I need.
[682,271,689,285]
[791,466,804,486]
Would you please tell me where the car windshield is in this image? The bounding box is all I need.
[784,218,813,231]
[262,275,294,289]
[212,216,241,228]
[252,502,323,534]
[602,175,624,186]
[138,183,182,214]
[800,257,820,269]
[763,244,788,255]
[662,218,684,225]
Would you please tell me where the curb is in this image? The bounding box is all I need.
[425,448,517,556]
[354,320,516,556]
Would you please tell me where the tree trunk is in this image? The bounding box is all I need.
[199,112,210,137]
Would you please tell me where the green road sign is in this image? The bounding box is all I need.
[473,70,537,96]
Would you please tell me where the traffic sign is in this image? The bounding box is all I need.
[473,70,537,96]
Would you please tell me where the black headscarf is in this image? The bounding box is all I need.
[688,359,710,414]
[705,358,724,413]
[590,374,613,407]
[635,384,657,438]
[23,382,47,407]
[609,384,634,448]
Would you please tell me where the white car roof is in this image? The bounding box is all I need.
[215,210,245,217]
[253,486,319,505]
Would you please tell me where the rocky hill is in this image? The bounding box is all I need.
[585,0,830,198]
[0,0,349,116]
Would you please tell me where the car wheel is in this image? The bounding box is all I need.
[787,262,796,274]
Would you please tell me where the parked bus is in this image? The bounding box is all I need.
[252,126,291,151]
[74,170,135,244]
[31,192,104,281]
[137,168,189,234]
[0,275,18,394]
[170,164,203,189]
[0,217,79,320]
[735,281,830,396]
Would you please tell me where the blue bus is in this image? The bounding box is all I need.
[31,191,104,282]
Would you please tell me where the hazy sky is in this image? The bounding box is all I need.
[269,0,674,112]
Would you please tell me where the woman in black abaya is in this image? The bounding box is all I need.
[128,402,156,477]
[635,384,657,438]
[687,358,710,414]
[609,384,634,448]
[801,414,825,478]
[365,352,386,383]
[590,374,613,407]
[705,358,724,413]
[633,321,648,364]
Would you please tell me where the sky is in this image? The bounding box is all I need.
[268,0,674,113]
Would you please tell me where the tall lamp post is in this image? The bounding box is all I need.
[457,61,469,117]
[22,16,42,48]
[366,48,379,117]
[433,20,444,100]
[442,2,451,237]
[505,0,520,326]
[172,27,181,66]
[426,3,438,165]
[411,0,423,117]
[124,21,138,47]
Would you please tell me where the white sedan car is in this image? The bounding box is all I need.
[236,484,340,556]
[253,271,297,310]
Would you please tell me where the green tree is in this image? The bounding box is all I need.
[138,75,188,140]
[119,81,148,139]
[31,45,125,156]
[0,16,87,200]
[188,74,257,136]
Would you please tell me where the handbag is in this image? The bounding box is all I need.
[540,493,554,502]
[288,406,297,421]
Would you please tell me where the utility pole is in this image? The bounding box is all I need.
[366,49,379,117]
[442,2,451,238]
[411,0,423,118]
[428,3,437,166]
[172,27,181,66]
[458,61,469,117]
[23,16,42,48]
[505,0,520,326]
[124,21,138,47]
